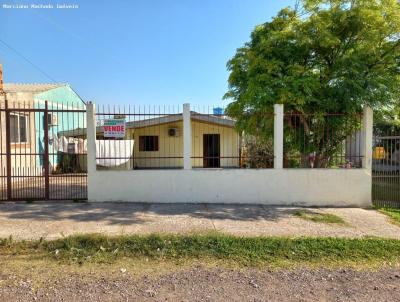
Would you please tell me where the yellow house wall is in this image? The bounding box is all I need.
[129,121,183,169]
[127,119,239,169]
[191,120,239,168]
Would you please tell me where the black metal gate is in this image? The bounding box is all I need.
[0,99,87,201]
[372,129,400,208]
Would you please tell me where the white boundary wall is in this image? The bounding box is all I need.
[87,103,373,207]
[89,169,371,206]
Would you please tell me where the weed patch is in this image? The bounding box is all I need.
[378,208,400,225]
[294,210,347,225]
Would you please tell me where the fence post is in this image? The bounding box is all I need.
[183,103,192,170]
[362,106,373,170]
[44,101,50,200]
[274,104,284,169]
[86,103,96,200]
[5,98,11,200]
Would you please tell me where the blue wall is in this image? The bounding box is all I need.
[34,85,86,169]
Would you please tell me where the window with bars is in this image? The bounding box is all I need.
[139,136,159,151]
[10,114,28,143]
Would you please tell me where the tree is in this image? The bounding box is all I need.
[374,103,400,135]
[225,0,400,167]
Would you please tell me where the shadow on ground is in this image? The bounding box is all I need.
[0,202,298,225]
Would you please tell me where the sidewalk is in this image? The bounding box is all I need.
[0,202,399,240]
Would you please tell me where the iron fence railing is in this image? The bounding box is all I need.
[93,106,369,170]
[94,105,183,169]
[94,105,276,170]
[190,107,275,169]
[0,99,87,201]
[2,98,400,206]
[283,112,364,168]
[372,131,400,208]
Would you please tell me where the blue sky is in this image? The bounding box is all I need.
[0,0,295,106]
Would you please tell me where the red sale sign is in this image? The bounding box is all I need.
[103,119,126,138]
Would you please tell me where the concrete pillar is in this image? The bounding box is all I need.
[362,106,373,170]
[183,103,192,169]
[86,102,97,176]
[274,104,284,169]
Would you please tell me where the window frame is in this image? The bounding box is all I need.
[10,113,29,144]
[139,135,159,152]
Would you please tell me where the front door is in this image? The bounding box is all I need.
[203,134,220,168]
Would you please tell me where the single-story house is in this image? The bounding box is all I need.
[127,112,240,169]
[60,111,241,169]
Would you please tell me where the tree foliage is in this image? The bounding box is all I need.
[375,102,400,134]
[225,0,400,167]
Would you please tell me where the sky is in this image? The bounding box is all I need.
[0,0,295,106]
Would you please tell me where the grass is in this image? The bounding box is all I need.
[0,234,399,268]
[378,208,400,225]
[293,210,347,225]
[73,198,87,203]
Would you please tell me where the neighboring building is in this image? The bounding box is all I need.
[31,84,86,170]
[0,64,85,175]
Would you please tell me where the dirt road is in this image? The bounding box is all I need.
[1,267,399,301]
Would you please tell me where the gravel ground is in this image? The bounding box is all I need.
[0,203,399,240]
[0,267,399,301]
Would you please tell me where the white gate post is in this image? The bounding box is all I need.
[86,102,97,200]
[362,106,373,170]
[274,104,284,169]
[183,103,192,169]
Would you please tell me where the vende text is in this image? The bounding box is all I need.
[104,125,125,132]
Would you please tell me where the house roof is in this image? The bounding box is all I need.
[3,83,66,93]
[125,112,235,129]
[3,83,86,105]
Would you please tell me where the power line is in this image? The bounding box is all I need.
[0,38,57,83]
